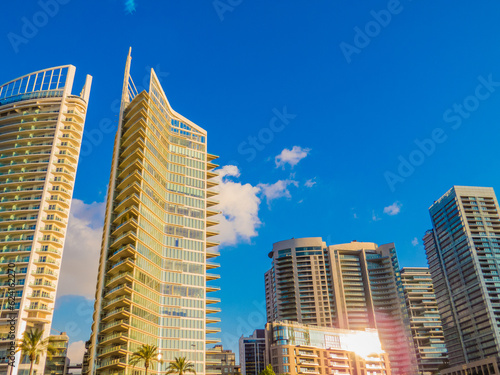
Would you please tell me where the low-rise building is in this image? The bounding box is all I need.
[45,332,70,375]
[240,329,266,375]
[265,321,392,375]
[207,345,239,375]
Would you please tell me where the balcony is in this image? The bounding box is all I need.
[98,345,128,358]
[109,230,137,250]
[99,332,128,345]
[206,285,220,293]
[111,218,138,238]
[107,258,135,276]
[36,247,62,258]
[100,319,129,334]
[104,283,132,300]
[102,295,131,310]
[31,269,58,279]
[101,307,131,322]
[29,281,56,291]
[206,273,220,281]
[105,272,133,289]
[96,358,126,370]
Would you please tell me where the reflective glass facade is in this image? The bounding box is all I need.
[424,186,500,367]
[265,321,391,375]
[88,50,220,375]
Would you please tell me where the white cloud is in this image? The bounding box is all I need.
[372,211,381,222]
[219,165,240,179]
[304,178,316,188]
[215,166,300,245]
[258,180,299,204]
[353,213,358,219]
[383,201,402,216]
[215,166,261,246]
[57,199,105,299]
[67,340,86,364]
[411,237,419,246]
[275,146,311,169]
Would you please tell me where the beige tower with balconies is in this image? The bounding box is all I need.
[87,49,220,375]
[0,66,92,374]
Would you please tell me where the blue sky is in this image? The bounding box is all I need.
[3,0,500,362]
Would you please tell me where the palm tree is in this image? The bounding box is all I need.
[129,344,161,375]
[17,328,55,375]
[166,357,196,375]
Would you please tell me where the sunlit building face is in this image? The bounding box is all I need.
[87,50,220,375]
[0,66,92,375]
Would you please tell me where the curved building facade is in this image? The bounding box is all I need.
[0,66,92,374]
[265,237,417,375]
[87,50,220,375]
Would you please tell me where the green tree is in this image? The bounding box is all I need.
[17,328,55,375]
[129,344,161,375]
[166,357,197,375]
[259,364,276,375]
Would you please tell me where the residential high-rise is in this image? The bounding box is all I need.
[424,186,500,372]
[206,345,238,375]
[265,320,392,375]
[0,66,92,375]
[265,238,417,375]
[239,329,266,375]
[400,267,448,375]
[87,49,220,375]
[45,332,70,375]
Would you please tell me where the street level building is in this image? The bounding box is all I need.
[45,332,70,375]
[206,345,238,375]
[265,320,392,375]
[239,329,266,375]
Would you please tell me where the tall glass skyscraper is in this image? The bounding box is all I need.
[87,49,220,375]
[424,186,500,372]
[0,66,92,375]
[265,238,417,375]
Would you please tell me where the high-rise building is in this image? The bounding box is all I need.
[265,320,392,375]
[45,332,70,375]
[0,66,92,374]
[400,267,448,375]
[265,238,417,375]
[424,186,500,372]
[239,329,266,375]
[87,49,220,375]
[206,345,238,375]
